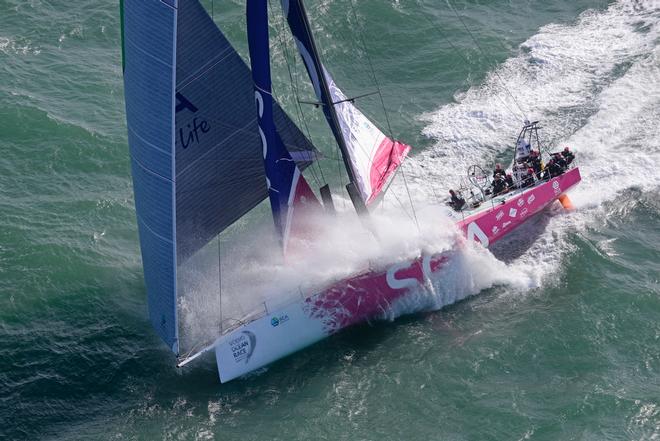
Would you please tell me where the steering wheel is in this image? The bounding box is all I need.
[467,164,488,189]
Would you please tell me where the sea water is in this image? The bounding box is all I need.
[0,0,658,439]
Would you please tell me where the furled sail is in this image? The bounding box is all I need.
[281,0,411,205]
[122,0,318,354]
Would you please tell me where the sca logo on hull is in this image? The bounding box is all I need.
[270,314,290,327]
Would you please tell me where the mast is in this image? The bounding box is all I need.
[286,0,368,215]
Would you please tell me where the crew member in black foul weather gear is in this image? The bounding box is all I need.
[448,189,466,211]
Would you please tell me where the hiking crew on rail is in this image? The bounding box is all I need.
[447,145,576,212]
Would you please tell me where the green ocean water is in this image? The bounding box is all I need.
[1,0,659,439]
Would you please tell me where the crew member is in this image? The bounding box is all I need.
[448,189,466,211]
[546,158,562,178]
[492,175,506,195]
[562,146,575,165]
[552,152,567,171]
[529,150,542,176]
[522,167,535,188]
[492,163,505,179]
[513,163,527,188]
[505,173,514,190]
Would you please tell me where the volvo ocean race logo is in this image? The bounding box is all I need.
[229,331,256,364]
[175,92,211,150]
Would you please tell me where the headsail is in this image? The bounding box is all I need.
[281,0,411,206]
[325,73,411,204]
[246,0,321,254]
[122,0,318,354]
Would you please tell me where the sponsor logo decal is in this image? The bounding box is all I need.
[520,207,529,217]
[527,194,536,204]
[466,222,490,248]
[503,221,512,229]
[176,92,211,150]
[509,208,517,218]
[517,198,525,207]
[270,314,290,327]
[491,226,499,234]
[385,254,446,290]
[496,211,504,221]
[229,331,256,365]
[552,180,561,195]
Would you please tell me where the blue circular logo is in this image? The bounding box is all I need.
[271,317,280,327]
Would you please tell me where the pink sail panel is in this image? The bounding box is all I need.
[368,138,411,204]
[325,72,411,204]
[283,168,322,257]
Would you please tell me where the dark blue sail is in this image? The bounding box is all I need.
[247,0,320,252]
[122,0,319,354]
[123,0,178,353]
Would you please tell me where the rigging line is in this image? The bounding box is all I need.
[277,0,327,186]
[417,8,522,121]
[400,162,420,231]
[347,0,395,139]
[346,0,418,220]
[268,0,326,187]
[445,0,528,120]
[387,180,417,225]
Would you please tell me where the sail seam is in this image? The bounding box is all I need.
[136,213,175,244]
[174,119,256,178]
[176,46,235,89]
[123,36,173,68]
[130,152,173,183]
[127,125,174,157]
[159,0,177,10]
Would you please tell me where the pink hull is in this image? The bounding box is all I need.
[457,167,582,247]
[215,168,582,382]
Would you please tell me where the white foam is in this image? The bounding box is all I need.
[179,0,660,348]
[404,0,660,287]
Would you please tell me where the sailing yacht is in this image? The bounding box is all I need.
[121,0,580,383]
